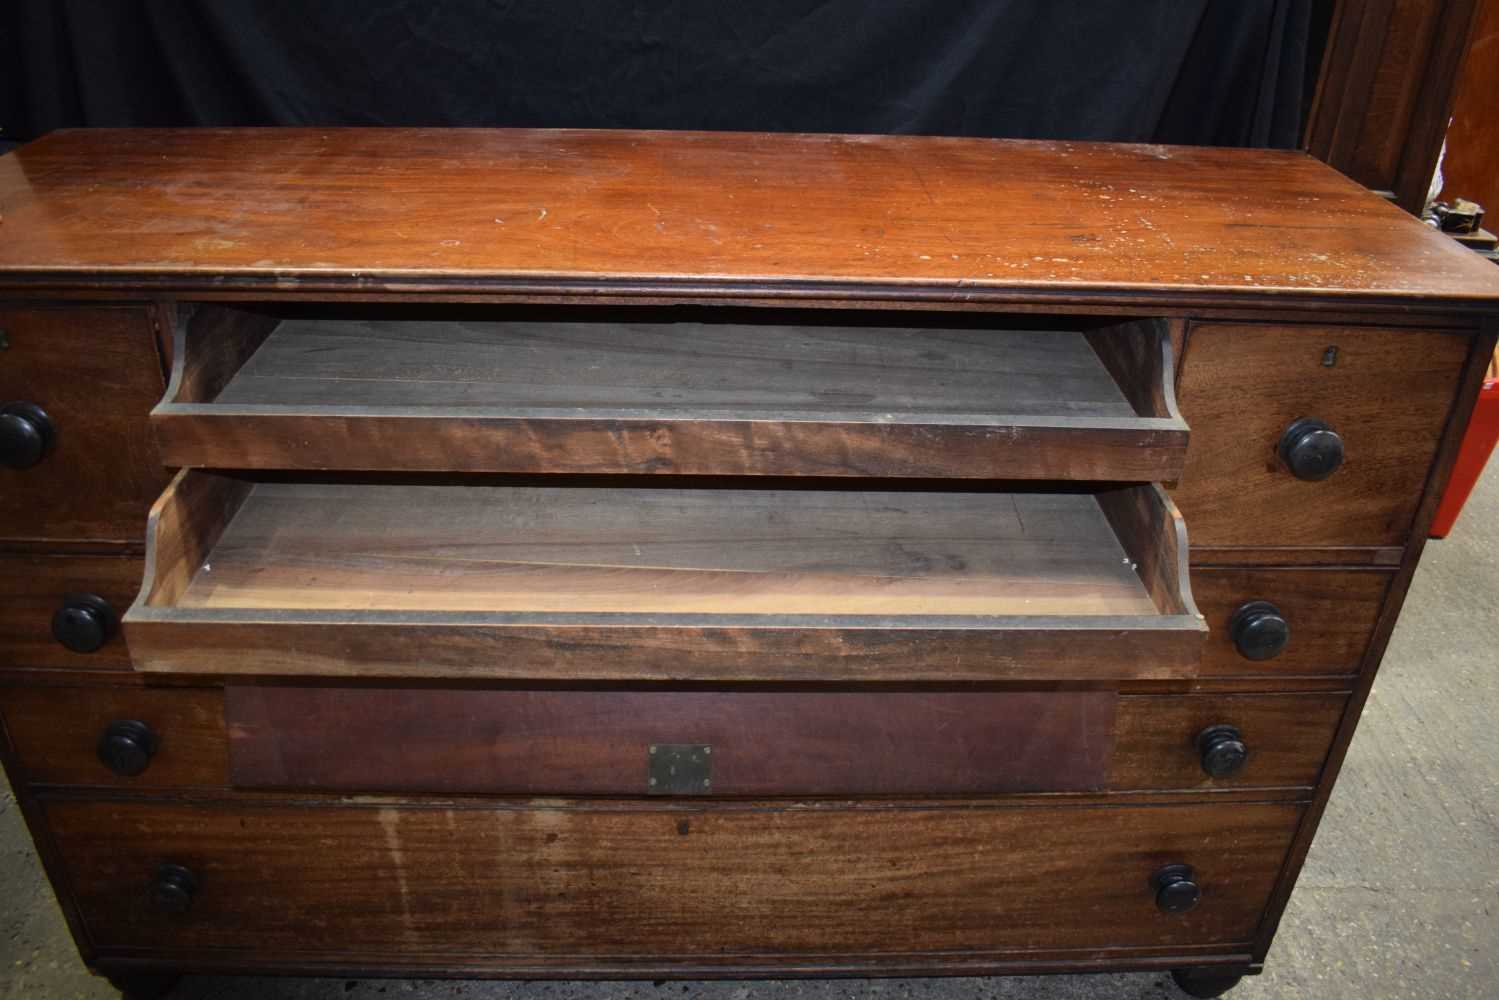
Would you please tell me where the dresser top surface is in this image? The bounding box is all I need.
[1,127,1496,310]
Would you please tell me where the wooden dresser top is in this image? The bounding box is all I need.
[1,127,1496,311]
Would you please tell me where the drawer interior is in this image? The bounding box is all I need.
[124,473,1205,681]
[152,304,1188,480]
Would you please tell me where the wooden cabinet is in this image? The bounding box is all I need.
[0,129,1495,998]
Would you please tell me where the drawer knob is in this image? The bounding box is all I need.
[149,863,198,915]
[1153,863,1201,914]
[1279,417,1344,481]
[1197,724,1249,778]
[51,593,118,654]
[98,720,159,777]
[1230,600,1289,661]
[0,401,54,469]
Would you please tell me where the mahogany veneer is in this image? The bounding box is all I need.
[0,128,1495,998]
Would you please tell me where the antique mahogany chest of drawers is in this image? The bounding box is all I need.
[0,129,1495,999]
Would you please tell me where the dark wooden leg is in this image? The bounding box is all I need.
[106,972,181,1000]
[1171,967,1246,998]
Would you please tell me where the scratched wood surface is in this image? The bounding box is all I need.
[178,482,1158,616]
[48,798,1302,957]
[3,129,1497,309]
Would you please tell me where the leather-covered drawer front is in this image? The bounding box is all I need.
[0,553,140,670]
[227,687,1119,795]
[0,684,225,788]
[50,798,1302,959]
[0,305,168,543]
[1192,567,1391,676]
[1173,323,1469,548]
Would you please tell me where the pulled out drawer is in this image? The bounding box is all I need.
[151,304,1189,481]
[123,473,1206,682]
[50,798,1302,960]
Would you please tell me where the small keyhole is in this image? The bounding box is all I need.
[1321,346,1338,367]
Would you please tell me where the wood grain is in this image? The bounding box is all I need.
[47,798,1302,957]
[1,684,226,788]
[1110,692,1347,790]
[124,475,1206,681]
[1172,324,1471,547]
[1191,568,1392,678]
[0,305,169,544]
[227,687,1118,795]
[2,130,1497,310]
[0,553,141,671]
[152,307,1188,480]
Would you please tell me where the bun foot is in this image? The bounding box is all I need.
[106,972,180,999]
[1171,967,1246,998]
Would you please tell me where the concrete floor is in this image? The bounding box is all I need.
[4,461,1497,1000]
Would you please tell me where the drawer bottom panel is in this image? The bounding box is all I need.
[49,798,1301,958]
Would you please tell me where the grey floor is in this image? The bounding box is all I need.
[4,462,1498,1000]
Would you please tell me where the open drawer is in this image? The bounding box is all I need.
[152,304,1189,481]
[123,473,1205,681]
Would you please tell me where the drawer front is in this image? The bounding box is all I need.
[0,553,140,670]
[0,305,168,543]
[51,798,1302,958]
[1112,693,1345,790]
[0,686,1342,796]
[1173,324,1469,547]
[227,687,1118,795]
[0,684,225,788]
[1192,568,1390,676]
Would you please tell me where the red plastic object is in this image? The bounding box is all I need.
[1430,362,1499,538]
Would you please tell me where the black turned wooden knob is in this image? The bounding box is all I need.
[1279,417,1344,481]
[149,863,198,915]
[1229,600,1289,661]
[51,593,118,654]
[98,720,159,777]
[0,401,54,469]
[1153,864,1201,914]
[1197,724,1249,778]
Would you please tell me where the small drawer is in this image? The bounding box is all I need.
[0,553,141,670]
[1173,323,1471,547]
[1191,567,1390,676]
[1112,692,1346,790]
[124,472,1207,683]
[0,684,225,788]
[0,305,169,543]
[50,798,1302,959]
[152,304,1189,481]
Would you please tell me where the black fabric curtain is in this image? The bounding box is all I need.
[2,1,1312,148]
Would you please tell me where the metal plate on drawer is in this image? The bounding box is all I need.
[648,744,712,795]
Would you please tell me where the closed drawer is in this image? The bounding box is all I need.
[228,687,1119,795]
[1173,323,1470,547]
[0,553,140,670]
[0,685,1342,796]
[153,304,1190,482]
[1192,567,1390,676]
[49,798,1302,959]
[0,305,168,543]
[123,472,1206,682]
[0,684,225,788]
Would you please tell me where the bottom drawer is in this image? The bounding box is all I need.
[50,798,1301,960]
